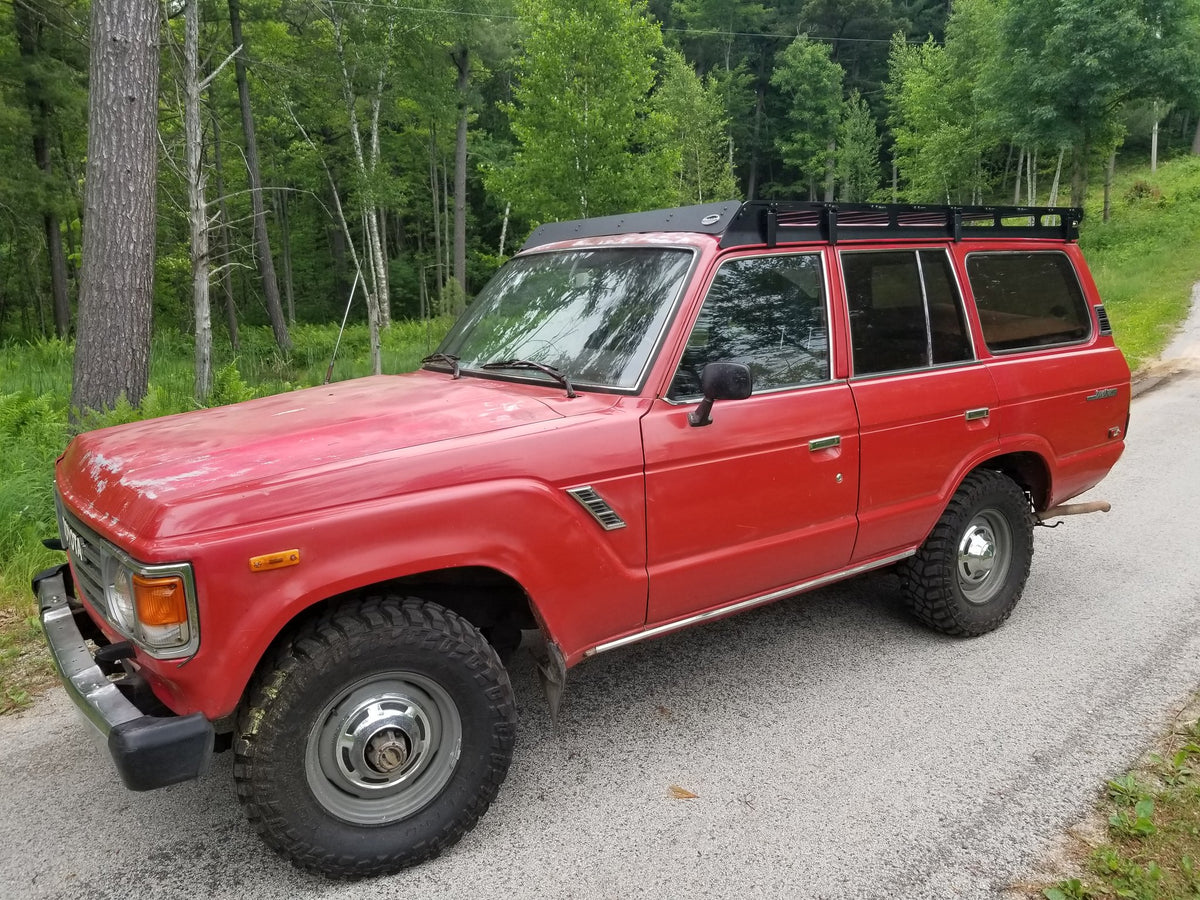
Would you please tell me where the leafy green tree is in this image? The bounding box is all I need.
[492,0,675,223]
[771,35,844,199]
[653,48,738,204]
[836,91,881,201]
[887,0,999,204]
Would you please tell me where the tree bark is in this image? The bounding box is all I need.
[228,0,290,351]
[14,1,71,338]
[184,0,212,402]
[71,0,159,417]
[1192,118,1200,155]
[1151,102,1159,173]
[430,126,443,312]
[451,45,470,311]
[1048,147,1065,207]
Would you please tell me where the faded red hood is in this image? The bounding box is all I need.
[57,372,566,544]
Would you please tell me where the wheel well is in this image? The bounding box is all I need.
[222,567,537,736]
[976,452,1050,510]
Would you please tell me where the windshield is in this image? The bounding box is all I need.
[436,247,694,391]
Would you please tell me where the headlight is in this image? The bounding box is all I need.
[104,560,137,632]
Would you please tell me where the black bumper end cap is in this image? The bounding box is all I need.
[109,713,215,792]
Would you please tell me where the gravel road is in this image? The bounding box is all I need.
[3,296,1199,900]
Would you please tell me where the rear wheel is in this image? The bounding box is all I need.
[898,469,1034,636]
[234,596,516,878]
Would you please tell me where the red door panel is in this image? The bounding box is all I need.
[642,384,859,625]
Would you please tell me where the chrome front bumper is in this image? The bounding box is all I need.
[34,565,214,791]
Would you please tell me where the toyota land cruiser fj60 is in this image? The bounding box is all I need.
[35,200,1130,877]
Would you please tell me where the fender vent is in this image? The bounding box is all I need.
[566,486,627,531]
[1095,304,1113,336]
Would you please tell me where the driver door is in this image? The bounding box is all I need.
[641,251,860,626]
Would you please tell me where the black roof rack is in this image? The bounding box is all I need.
[521,200,1082,251]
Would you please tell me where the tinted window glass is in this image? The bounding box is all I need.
[669,254,829,399]
[921,251,972,365]
[966,252,1090,352]
[844,250,972,375]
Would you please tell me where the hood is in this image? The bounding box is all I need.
[58,372,567,543]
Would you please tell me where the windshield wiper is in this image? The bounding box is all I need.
[420,352,461,379]
[479,359,577,398]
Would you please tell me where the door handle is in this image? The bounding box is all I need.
[808,435,841,452]
[964,407,990,422]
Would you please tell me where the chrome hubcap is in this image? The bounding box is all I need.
[956,509,1012,605]
[305,673,462,825]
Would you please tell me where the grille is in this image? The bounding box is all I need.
[1095,304,1113,335]
[59,508,115,619]
[566,486,627,531]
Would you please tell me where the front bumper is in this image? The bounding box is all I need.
[34,565,214,791]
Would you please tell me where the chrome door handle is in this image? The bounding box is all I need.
[808,435,841,451]
[964,407,990,422]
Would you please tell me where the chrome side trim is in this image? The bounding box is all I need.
[585,549,917,657]
[565,486,627,531]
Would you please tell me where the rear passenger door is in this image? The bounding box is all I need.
[642,251,860,626]
[841,248,1000,562]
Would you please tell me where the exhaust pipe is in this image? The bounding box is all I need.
[1037,500,1111,522]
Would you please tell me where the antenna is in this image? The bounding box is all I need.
[324,271,361,385]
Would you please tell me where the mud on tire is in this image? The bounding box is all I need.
[233,595,516,878]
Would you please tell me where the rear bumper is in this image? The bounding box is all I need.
[34,565,214,791]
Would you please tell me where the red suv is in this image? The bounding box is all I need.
[36,201,1130,877]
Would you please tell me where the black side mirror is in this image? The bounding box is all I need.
[688,362,753,427]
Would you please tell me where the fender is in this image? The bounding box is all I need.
[157,475,649,720]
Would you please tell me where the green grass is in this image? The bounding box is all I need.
[0,317,452,710]
[1036,711,1200,900]
[1079,156,1200,370]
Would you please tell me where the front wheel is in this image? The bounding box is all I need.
[898,469,1034,637]
[234,596,516,878]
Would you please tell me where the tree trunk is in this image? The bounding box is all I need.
[71,0,159,417]
[1013,147,1024,205]
[452,45,470,312]
[210,103,238,349]
[1192,118,1200,155]
[184,0,212,402]
[228,0,290,351]
[430,127,444,313]
[823,139,835,202]
[276,190,295,324]
[1070,142,1088,208]
[14,1,71,338]
[1103,149,1116,224]
[1151,102,1160,173]
[1048,147,1065,207]
[499,200,510,258]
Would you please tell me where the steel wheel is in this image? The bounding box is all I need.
[305,672,463,825]
[956,508,1014,605]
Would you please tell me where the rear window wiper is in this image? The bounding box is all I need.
[420,352,461,378]
[479,359,577,398]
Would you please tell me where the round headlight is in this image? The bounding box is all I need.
[104,561,136,633]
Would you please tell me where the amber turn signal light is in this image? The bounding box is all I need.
[133,573,188,627]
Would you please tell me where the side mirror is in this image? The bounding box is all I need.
[688,362,753,427]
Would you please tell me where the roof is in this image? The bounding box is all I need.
[521,200,1083,251]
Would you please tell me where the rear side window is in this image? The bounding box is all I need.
[966,252,1090,352]
[842,249,973,377]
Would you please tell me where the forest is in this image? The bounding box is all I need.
[2,0,1200,403]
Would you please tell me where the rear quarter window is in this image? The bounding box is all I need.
[965,251,1091,352]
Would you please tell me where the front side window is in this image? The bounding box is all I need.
[437,247,693,391]
[842,249,972,376]
[668,253,829,400]
[966,251,1091,352]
